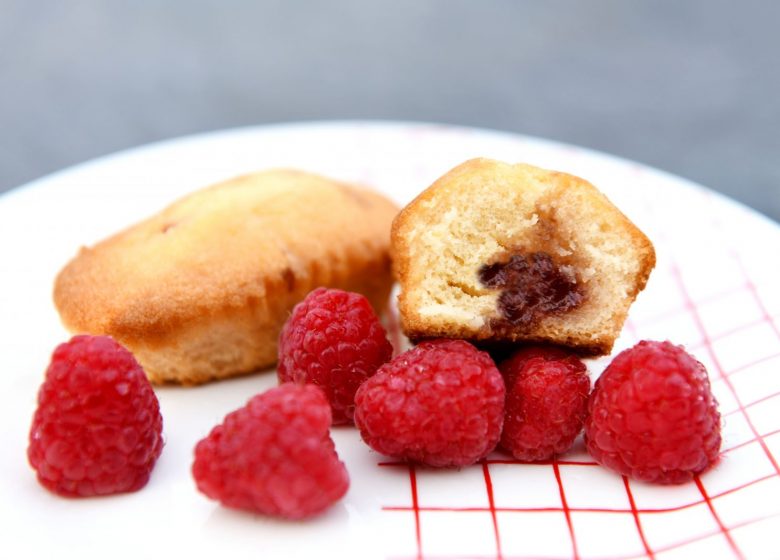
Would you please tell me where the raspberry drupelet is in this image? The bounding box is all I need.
[278,287,393,425]
[27,335,164,497]
[584,340,721,484]
[354,339,505,467]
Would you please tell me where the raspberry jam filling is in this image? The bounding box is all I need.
[478,251,584,325]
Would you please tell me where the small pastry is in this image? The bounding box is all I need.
[54,169,399,384]
[391,158,655,355]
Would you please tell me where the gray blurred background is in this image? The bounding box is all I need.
[1,0,778,221]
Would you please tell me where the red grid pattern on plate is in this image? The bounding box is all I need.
[379,244,780,559]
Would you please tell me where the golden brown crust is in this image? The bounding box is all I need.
[54,169,399,384]
[391,158,655,356]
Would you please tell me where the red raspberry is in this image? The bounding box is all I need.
[499,345,572,390]
[354,339,505,467]
[192,383,349,519]
[27,335,163,497]
[584,340,721,484]
[278,287,393,425]
[499,348,590,461]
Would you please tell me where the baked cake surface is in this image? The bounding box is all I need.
[391,158,655,355]
[54,169,399,384]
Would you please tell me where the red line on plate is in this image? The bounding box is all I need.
[409,464,423,560]
[718,313,780,343]
[629,282,750,330]
[670,264,780,477]
[387,555,573,560]
[734,255,780,341]
[721,350,780,380]
[722,429,780,454]
[481,461,503,559]
[694,475,744,559]
[384,472,779,518]
[692,283,753,308]
[622,476,654,559]
[552,461,579,560]
[618,512,780,560]
[686,313,780,353]
[722,390,780,418]
[378,459,600,467]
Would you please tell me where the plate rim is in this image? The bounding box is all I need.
[2,118,777,232]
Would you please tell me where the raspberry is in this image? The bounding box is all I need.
[499,348,590,461]
[278,287,393,425]
[584,340,721,484]
[499,345,572,390]
[27,335,163,497]
[192,383,349,519]
[354,339,505,467]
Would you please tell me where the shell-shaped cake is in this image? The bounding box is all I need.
[54,169,399,384]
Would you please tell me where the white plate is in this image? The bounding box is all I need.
[2,121,779,560]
